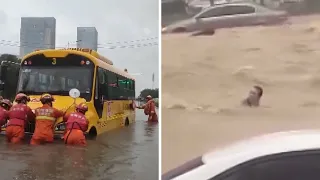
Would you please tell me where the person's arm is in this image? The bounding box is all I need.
[83,119,89,132]
[149,101,156,115]
[0,111,8,126]
[53,108,64,118]
[63,113,70,122]
[148,102,156,121]
[26,107,36,121]
[3,110,8,120]
[137,104,145,109]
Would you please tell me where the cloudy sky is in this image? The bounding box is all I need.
[0,0,159,94]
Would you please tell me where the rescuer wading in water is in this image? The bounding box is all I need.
[6,93,35,144]
[0,99,12,128]
[30,93,63,145]
[63,103,89,146]
[137,95,158,122]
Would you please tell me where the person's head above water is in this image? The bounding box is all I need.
[243,85,263,107]
[249,85,263,99]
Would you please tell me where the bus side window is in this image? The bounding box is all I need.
[107,70,118,100]
[118,75,127,99]
[99,68,108,100]
[128,79,134,99]
[95,67,107,118]
[127,79,131,90]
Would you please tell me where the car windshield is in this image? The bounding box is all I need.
[17,66,93,100]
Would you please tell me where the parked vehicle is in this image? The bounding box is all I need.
[162,130,320,180]
[162,2,288,34]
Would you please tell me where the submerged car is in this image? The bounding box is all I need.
[162,130,320,180]
[162,2,288,34]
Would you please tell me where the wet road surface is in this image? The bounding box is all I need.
[0,109,158,180]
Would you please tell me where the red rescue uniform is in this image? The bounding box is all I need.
[6,104,35,144]
[0,107,8,127]
[63,112,89,146]
[143,100,158,122]
[30,104,63,145]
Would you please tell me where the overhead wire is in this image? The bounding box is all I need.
[0,36,158,64]
[0,37,158,50]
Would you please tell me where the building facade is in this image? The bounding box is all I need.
[19,17,56,58]
[77,27,98,51]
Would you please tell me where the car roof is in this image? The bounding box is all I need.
[173,130,320,180]
[200,1,270,12]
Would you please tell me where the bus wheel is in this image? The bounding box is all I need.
[125,118,130,127]
[88,127,97,140]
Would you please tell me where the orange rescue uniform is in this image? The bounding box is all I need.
[0,106,9,127]
[30,104,63,145]
[143,100,158,122]
[63,112,89,146]
[6,104,35,144]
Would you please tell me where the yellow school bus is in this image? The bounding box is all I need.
[2,48,136,138]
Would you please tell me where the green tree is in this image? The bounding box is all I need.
[0,54,20,100]
[139,88,159,99]
[0,54,20,63]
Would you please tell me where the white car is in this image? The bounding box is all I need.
[162,130,320,180]
[162,2,288,34]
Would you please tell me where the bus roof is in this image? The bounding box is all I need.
[22,48,135,80]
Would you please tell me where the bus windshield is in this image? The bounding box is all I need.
[17,66,93,100]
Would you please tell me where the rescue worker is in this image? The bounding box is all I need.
[6,93,35,144]
[242,85,263,107]
[0,99,12,126]
[137,95,158,122]
[63,103,89,146]
[30,93,63,145]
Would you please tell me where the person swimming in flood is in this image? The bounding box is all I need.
[242,85,263,107]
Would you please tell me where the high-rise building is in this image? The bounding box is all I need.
[77,27,98,51]
[19,17,56,58]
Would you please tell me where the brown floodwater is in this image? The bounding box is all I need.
[162,15,320,173]
[0,109,158,180]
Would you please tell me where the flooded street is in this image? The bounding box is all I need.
[0,109,158,180]
[162,15,320,173]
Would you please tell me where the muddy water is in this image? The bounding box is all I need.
[0,109,158,180]
[162,15,320,173]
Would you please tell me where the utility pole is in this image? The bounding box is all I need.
[152,73,155,89]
